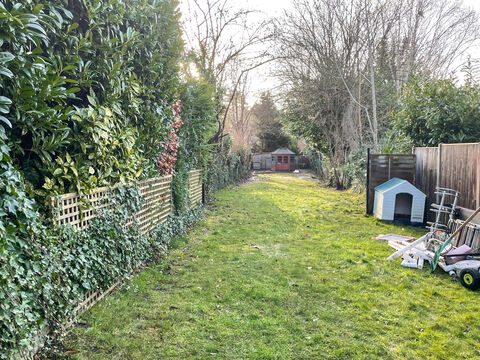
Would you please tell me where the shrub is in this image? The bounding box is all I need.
[394,76,480,147]
[205,141,251,193]
[1,0,182,197]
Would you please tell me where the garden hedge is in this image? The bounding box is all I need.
[0,0,251,356]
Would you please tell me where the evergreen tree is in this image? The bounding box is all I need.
[252,92,291,152]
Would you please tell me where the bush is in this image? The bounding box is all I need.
[394,76,480,147]
[1,0,182,197]
[205,141,251,193]
[171,79,217,212]
[307,148,366,192]
[307,151,325,179]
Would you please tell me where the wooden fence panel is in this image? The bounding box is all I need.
[188,170,203,207]
[136,176,173,234]
[367,144,480,219]
[52,175,173,233]
[52,186,111,230]
[415,147,438,214]
[415,144,480,216]
[49,173,195,329]
[439,143,480,211]
[366,153,416,214]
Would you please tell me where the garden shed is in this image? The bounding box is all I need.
[373,178,426,224]
[271,148,296,171]
[253,153,272,170]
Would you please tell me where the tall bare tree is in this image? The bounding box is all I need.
[359,0,480,148]
[275,0,480,187]
[182,0,273,144]
[225,74,255,150]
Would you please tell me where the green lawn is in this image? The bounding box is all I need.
[64,173,480,360]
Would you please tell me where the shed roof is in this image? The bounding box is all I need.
[272,148,295,155]
[375,177,424,196]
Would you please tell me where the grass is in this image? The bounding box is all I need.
[64,173,480,360]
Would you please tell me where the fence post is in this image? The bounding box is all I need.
[366,148,370,214]
[436,143,443,204]
[477,144,480,209]
[412,148,416,186]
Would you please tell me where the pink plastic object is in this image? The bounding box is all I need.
[445,244,472,265]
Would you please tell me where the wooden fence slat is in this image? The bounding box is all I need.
[415,147,438,221]
[477,144,480,209]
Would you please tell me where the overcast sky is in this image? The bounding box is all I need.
[179,0,480,104]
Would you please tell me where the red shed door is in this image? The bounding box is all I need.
[276,155,290,171]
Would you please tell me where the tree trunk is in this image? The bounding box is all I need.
[365,1,378,152]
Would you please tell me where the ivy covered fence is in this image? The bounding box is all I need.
[0,0,251,357]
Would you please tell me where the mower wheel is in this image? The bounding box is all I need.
[459,268,480,290]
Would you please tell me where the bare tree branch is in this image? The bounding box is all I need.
[182,0,274,144]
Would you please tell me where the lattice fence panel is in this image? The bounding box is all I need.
[188,170,202,207]
[49,175,174,330]
[34,173,202,348]
[136,176,173,234]
[51,176,173,232]
[51,187,111,230]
